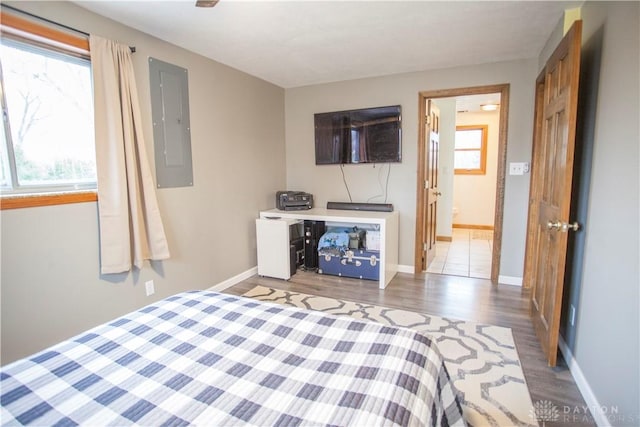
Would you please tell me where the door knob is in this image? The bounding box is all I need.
[547,220,562,231]
[435,191,442,196]
[561,221,580,232]
[547,220,580,232]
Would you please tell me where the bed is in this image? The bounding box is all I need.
[0,291,465,426]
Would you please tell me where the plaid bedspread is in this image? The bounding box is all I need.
[1,291,465,426]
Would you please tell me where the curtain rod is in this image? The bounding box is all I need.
[1,4,136,53]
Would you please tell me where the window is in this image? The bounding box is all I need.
[454,125,488,175]
[0,11,97,209]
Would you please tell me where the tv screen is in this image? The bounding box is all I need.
[314,105,401,164]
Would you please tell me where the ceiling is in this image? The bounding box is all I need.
[73,0,580,89]
[455,94,501,113]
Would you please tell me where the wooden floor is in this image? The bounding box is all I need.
[226,270,595,427]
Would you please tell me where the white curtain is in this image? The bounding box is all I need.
[90,35,170,274]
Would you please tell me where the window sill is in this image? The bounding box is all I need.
[0,191,98,210]
[454,170,486,175]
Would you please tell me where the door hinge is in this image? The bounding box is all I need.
[423,242,428,251]
[424,180,429,189]
[426,115,431,126]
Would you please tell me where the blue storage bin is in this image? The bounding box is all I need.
[318,249,380,281]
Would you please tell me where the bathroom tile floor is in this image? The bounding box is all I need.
[426,228,493,279]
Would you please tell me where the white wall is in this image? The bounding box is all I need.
[285,59,537,276]
[1,1,285,363]
[452,110,500,227]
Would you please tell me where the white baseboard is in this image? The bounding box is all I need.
[397,264,414,274]
[208,266,258,292]
[498,275,523,286]
[558,337,610,427]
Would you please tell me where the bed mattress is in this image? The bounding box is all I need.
[1,291,465,426]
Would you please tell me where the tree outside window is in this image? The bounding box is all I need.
[0,11,96,209]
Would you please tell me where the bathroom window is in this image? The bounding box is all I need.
[454,125,487,175]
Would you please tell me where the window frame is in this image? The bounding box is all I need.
[0,11,97,210]
[454,124,488,175]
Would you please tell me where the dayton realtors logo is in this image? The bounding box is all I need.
[530,400,560,425]
[529,400,634,424]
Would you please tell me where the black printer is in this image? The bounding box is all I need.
[276,191,313,210]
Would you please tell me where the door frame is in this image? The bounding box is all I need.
[523,74,546,289]
[414,84,510,283]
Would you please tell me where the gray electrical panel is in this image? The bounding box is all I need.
[149,57,193,188]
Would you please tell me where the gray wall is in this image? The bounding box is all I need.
[1,1,285,364]
[284,59,537,278]
[564,3,639,425]
[538,15,565,73]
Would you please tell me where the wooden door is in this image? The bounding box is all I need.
[527,21,582,367]
[416,99,440,272]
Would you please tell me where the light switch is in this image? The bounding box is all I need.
[509,162,528,175]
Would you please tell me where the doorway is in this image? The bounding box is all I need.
[414,84,510,283]
[429,94,501,279]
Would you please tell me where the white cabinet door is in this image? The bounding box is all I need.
[256,218,299,280]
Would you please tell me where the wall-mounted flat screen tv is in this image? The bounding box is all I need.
[314,105,402,165]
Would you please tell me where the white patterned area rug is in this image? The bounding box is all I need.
[243,286,537,427]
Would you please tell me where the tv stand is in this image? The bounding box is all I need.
[258,208,399,289]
